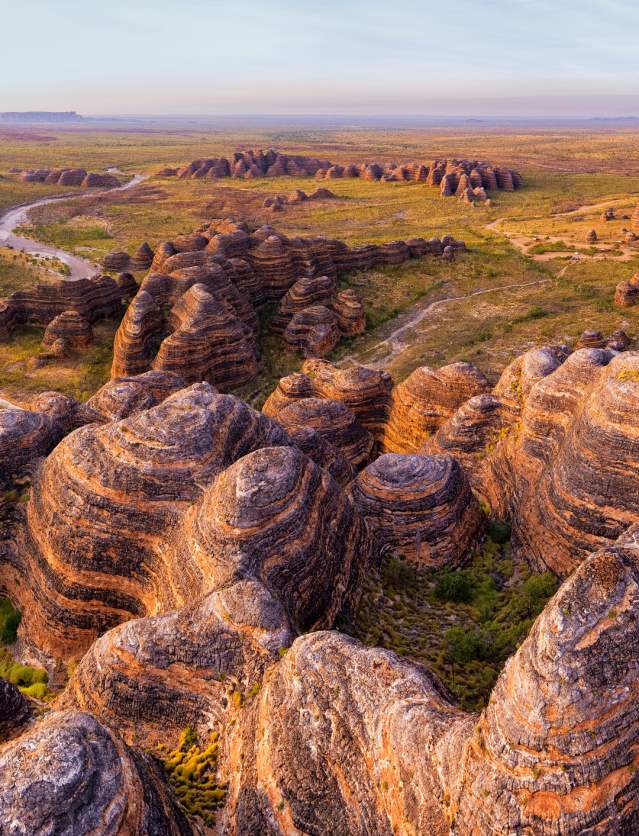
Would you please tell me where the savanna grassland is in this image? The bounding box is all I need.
[2,124,639,400]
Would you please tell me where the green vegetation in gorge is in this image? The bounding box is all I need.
[344,533,558,712]
[158,726,227,826]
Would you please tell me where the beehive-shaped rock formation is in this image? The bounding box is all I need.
[615,273,639,307]
[42,309,93,351]
[271,275,336,333]
[152,284,258,388]
[484,350,639,576]
[331,288,366,336]
[167,446,372,632]
[383,362,489,453]
[275,397,374,469]
[349,453,483,565]
[283,305,341,357]
[301,359,394,440]
[111,290,163,378]
[63,579,293,744]
[0,711,192,834]
[9,385,292,659]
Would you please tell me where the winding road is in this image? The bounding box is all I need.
[0,174,146,280]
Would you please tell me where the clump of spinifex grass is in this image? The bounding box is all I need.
[157,727,227,826]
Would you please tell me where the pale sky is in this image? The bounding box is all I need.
[2,0,639,116]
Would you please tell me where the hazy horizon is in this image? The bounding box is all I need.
[3,0,639,118]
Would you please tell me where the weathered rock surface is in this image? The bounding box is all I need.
[283,304,341,357]
[8,385,292,659]
[0,274,123,340]
[86,370,186,421]
[42,309,93,352]
[275,397,374,469]
[348,453,483,565]
[63,579,293,743]
[331,288,366,335]
[383,362,489,452]
[615,272,639,307]
[0,710,192,834]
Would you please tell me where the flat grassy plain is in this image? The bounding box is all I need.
[1,125,639,398]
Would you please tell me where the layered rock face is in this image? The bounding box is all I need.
[0,274,124,340]
[483,350,639,576]
[107,222,452,390]
[275,397,374,469]
[0,710,192,834]
[41,309,93,352]
[383,362,489,453]
[104,242,155,273]
[8,385,294,659]
[348,453,483,565]
[0,679,30,740]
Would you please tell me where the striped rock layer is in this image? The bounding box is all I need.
[109,222,457,390]
[61,532,639,834]
[382,361,489,453]
[348,453,484,565]
[7,383,373,662]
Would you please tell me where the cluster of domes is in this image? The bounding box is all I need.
[108,220,463,389]
[0,274,125,341]
[3,337,639,831]
[166,149,523,200]
[19,167,120,188]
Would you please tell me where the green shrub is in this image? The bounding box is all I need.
[0,598,21,644]
[435,570,473,603]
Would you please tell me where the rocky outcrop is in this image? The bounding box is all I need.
[170,150,522,197]
[151,283,258,388]
[82,172,120,188]
[576,329,606,349]
[283,305,341,357]
[0,710,192,834]
[111,290,163,378]
[8,384,293,660]
[275,397,374,469]
[383,362,489,453]
[0,274,123,340]
[615,273,639,307]
[348,453,483,565]
[42,310,93,352]
[484,350,639,576]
